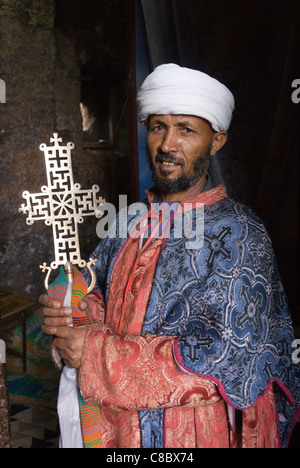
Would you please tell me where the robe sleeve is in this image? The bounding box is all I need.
[78,322,221,411]
[85,291,106,323]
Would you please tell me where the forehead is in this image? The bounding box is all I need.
[148,114,212,130]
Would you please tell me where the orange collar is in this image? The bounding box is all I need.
[145,184,228,208]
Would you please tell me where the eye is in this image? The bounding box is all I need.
[151,125,164,133]
[182,127,193,134]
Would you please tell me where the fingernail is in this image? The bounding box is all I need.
[64,308,72,316]
[66,317,73,325]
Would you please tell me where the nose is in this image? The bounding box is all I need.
[159,128,179,154]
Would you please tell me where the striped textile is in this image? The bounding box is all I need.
[48,266,101,448]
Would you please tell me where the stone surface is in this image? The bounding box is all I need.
[0,4,132,443]
[0,319,9,448]
[0,0,132,299]
[0,363,10,448]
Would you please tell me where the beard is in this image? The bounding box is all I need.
[147,147,211,194]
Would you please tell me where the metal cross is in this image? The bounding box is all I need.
[19,133,105,290]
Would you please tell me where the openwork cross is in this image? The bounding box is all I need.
[19,133,105,290]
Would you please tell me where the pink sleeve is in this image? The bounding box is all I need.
[79,323,220,411]
[85,292,106,323]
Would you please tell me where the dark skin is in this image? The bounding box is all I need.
[40,114,228,369]
[147,115,227,202]
[40,296,89,369]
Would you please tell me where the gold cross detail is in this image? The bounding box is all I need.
[19,134,105,290]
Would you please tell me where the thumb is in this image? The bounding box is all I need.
[78,298,88,311]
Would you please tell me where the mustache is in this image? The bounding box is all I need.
[155,152,184,166]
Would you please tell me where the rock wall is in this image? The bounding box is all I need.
[0,0,132,299]
[0,331,9,447]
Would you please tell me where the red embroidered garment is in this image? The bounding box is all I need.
[79,185,281,448]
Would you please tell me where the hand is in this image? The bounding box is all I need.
[40,293,73,335]
[40,294,92,335]
[52,325,88,369]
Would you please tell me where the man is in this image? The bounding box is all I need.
[40,64,299,448]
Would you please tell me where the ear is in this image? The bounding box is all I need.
[210,131,228,156]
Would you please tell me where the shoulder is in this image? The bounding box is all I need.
[202,197,275,268]
[205,196,270,236]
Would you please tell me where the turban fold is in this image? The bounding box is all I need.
[137,64,235,132]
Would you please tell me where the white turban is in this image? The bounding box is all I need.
[137,63,235,132]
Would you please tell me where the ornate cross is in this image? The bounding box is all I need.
[206,226,232,268]
[236,284,262,336]
[185,334,215,364]
[19,133,105,290]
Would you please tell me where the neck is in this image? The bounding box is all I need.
[158,174,207,202]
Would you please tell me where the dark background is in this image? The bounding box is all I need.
[138,0,300,328]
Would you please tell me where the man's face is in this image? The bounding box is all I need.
[146,114,216,194]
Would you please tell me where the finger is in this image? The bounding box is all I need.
[78,298,88,311]
[41,323,58,335]
[43,316,73,327]
[53,337,68,351]
[53,326,72,339]
[39,294,61,309]
[42,306,72,318]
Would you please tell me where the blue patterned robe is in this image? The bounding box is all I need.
[86,187,300,448]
